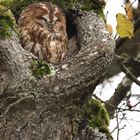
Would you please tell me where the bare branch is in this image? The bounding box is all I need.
[105,76,132,118]
[117,56,140,86]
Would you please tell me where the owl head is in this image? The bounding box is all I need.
[19,2,66,31]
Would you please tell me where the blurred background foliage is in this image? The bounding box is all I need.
[0,0,106,20]
[0,4,16,38]
[0,0,106,38]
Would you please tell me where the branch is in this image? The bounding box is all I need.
[105,76,132,118]
[121,64,140,86]
[104,76,132,118]
[117,56,140,86]
[93,93,140,124]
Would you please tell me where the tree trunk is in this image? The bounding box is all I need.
[0,11,114,140]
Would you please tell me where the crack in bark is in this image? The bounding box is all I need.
[2,95,34,117]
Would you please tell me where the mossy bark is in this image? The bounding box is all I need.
[0,10,114,140]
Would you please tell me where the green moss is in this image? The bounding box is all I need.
[80,99,110,128]
[0,4,16,39]
[78,99,112,139]
[31,60,53,78]
[99,127,113,140]
[0,0,36,20]
[0,0,13,6]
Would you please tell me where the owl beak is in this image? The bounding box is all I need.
[48,23,52,30]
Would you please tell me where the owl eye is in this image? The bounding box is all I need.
[40,16,52,28]
[41,15,51,23]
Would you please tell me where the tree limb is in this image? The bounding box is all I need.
[105,76,132,118]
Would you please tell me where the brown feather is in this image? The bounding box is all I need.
[18,2,68,64]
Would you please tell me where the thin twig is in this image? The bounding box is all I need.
[93,94,140,112]
[111,118,124,133]
[116,109,119,140]
[133,101,140,108]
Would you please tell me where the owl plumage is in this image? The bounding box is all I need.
[18,2,68,64]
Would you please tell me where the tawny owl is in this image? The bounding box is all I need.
[18,2,68,64]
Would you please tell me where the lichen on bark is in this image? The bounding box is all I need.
[0,4,114,140]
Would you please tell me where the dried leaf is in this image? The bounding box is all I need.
[116,13,134,39]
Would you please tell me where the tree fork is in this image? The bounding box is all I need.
[0,11,114,140]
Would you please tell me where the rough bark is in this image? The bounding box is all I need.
[0,11,114,140]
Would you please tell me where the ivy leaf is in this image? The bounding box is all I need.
[116,13,134,39]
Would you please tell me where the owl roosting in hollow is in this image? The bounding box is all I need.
[18,2,68,64]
